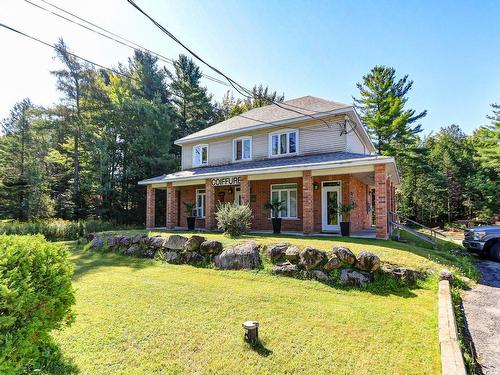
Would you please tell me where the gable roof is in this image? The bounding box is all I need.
[174,96,352,145]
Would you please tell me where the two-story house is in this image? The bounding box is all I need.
[138,96,399,239]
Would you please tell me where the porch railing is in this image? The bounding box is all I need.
[388,211,449,248]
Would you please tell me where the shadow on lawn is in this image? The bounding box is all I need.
[248,340,273,357]
[71,250,152,281]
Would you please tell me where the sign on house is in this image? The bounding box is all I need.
[211,176,241,186]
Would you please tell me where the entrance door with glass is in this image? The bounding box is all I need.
[321,181,341,232]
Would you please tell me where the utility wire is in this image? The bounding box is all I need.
[26,0,354,133]
[0,22,352,135]
[24,0,229,87]
[125,0,335,128]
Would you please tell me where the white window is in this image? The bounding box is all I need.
[270,184,297,218]
[195,189,206,218]
[193,144,208,166]
[233,137,252,161]
[269,130,298,156]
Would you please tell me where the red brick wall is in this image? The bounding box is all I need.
[375,164,388,239]
[311,174,370,233]
[249,177,303,232]
[146,185,155,228]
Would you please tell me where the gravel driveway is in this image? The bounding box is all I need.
[463,260,500,375]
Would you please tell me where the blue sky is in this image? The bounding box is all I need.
[1,0,499,134]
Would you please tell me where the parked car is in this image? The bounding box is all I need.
[463,225,500,261]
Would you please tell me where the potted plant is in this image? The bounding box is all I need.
[334,202,355,236]
[264,199,286,234]
[183,202,196,230]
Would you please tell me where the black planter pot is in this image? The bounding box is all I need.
[271,218,282,234]
[187,217,196,231]
[340,221,350,236]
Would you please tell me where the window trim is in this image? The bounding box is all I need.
[270,183,298,219]
[232,136,252,162]
[195,189,206,218]
[192,144,208,167]
[268,129,299,157]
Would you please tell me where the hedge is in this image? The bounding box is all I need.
[0,235,75,374]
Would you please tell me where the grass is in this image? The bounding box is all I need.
[45,230,478,374]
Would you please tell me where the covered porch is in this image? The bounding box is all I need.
[139,153,398,239]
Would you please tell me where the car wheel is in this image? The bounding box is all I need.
[489,242,500,262]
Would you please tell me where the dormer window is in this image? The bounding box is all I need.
[193,144,208,166]
[269,130,298,157]
[233,136,252,161]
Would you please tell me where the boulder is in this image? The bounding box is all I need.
[118,236,132,247]
[285,246,301,264]
[182,251,204,265]
[324,254,342,272]
[214,241,261,270]
[332,246,357,265]
[124,244,140,257]
[164,251,180,264]
[355,251,381,272]
[149,236,167,248]
[439,269,453,282]
[89,237,104,249]
[165,235,189,251]
[107,237,117,247]
[299,247,326,270]
[131,234,147,244]
[183,235,206,252]
[340,269,373,286]
[382,265,421,284]
[273,262,299,277]
[266,242,288,262]
[199,240,223,255]
[309,270,331,282]
[140,247,157,259]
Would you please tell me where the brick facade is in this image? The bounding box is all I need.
[146,184,155,228]
[374,164,388,239]
[148,171,383,235]
[302,171,314,233]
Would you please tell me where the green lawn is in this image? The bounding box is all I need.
[47,231,461,374]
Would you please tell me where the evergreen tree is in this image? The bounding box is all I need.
[51,38,92,218]
[167,54,214,142]
[353,65,426,155]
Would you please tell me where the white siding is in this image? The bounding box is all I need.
[299,122,346,155]
[181,114,366,169]
[346,123,367,154]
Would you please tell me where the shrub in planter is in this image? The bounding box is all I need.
[183,202,197,230]
[215,202,252,237]
[0,235,75,373]
[263,199,286,234]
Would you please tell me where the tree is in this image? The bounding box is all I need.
[51,38,92,218]
[167,54,214,142]
[0,100,54,219]
[214,85,285,121]
[353,65,426,156]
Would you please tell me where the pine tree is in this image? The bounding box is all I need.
[353,65,426,156]
[167,54,214,142]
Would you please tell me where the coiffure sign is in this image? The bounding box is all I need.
[211,176,241,187]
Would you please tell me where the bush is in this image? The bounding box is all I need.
[215,203,252,237]
[0,235,76,373]
[0,219,138,241]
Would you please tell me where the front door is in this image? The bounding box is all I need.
[322,182,341,232]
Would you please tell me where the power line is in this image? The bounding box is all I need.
[0,22,353,136]
[125,0,335,128]
[24,0,229,87]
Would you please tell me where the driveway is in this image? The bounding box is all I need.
[463,260,500,375]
